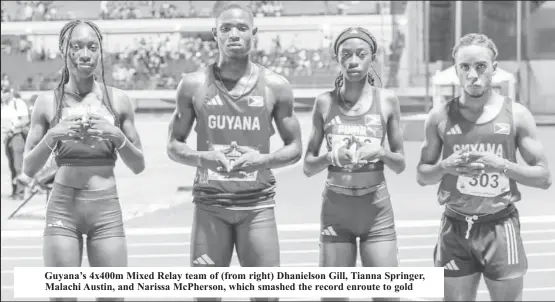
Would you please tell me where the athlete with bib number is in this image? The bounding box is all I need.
[417,33,551,301]
[303,27,406,302]
[166,2,302,301]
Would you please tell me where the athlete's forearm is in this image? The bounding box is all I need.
[380,148,405,174]
[262,141,302,170]
[417,162,446,186]
[303,152,332,177]
[23,137,54,177]
[167,140,202,167]
[504,160,552,190]
[117,137,145,175]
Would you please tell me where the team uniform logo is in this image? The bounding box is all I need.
[364,114,381,126]
[247,96,264,107]
[494,123,510,135]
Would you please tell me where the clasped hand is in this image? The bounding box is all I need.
[441,150,507,177]
[201,142,267,174]
[333,135,384,167]
[47,113,123,146]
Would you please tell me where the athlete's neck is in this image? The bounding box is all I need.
[217,56,251,82]
[341,77,370,105]
[460,87,495,113]
[66,74,95,98]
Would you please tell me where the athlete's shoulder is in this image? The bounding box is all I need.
[375,87,400,109]
[177,69,208,97]
[34,90,56,110]
[426,99,452,127]
[103,85,133,112]
[511,100,536,131]
[313,90,335,116]
[104,85,127,99]
[375,87,397,100]
[31,90,56,121]
[260,66,293,97]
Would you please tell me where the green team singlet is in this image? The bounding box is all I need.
[192,64,276,209]
[438,97,521,215]
[323,88,386,183]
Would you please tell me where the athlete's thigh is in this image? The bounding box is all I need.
[479,213,527,281]
[319,242,356,302]
[360,240,399,267]
[87,237,128,267]
[484,276,523,301]
[43,235,83,302]
[319,242,357,267]
[43,186,83,268]
[86,237,128,301]
[434,216,479,277]
[444,273,482,301]
[190,204,234,267]
[43,235,84,267]
[358,241,400,302]
[235,207,280,267]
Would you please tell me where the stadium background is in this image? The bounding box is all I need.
[1,1,554,301]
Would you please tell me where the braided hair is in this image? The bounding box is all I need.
[333,27,381,89]
[56,20,116,126]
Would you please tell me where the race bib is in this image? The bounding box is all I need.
[206,143,258,182]
[456,172,510,197]
[327,133,380,170]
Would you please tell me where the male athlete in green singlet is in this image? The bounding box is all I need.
[417,33,552,301]
[167,2,302,300]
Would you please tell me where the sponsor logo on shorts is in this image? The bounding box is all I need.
[443,260,459,271]
[46,220,64,228]
[192,254,215,266]
[321,226,337,236]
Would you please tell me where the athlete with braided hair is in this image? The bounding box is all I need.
[22,20,145,299]
[304,27,405,301]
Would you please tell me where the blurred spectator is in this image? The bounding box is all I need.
[1,86,30,200]
[1,73,10,90]
[1,0,385,21]
[2,31,338,91]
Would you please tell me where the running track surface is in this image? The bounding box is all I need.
[2,113,554,301]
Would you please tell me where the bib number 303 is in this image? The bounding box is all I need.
[457,172,510,197]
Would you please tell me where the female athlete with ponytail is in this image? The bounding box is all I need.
[303,27,405,301]
[22,20,145,300]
